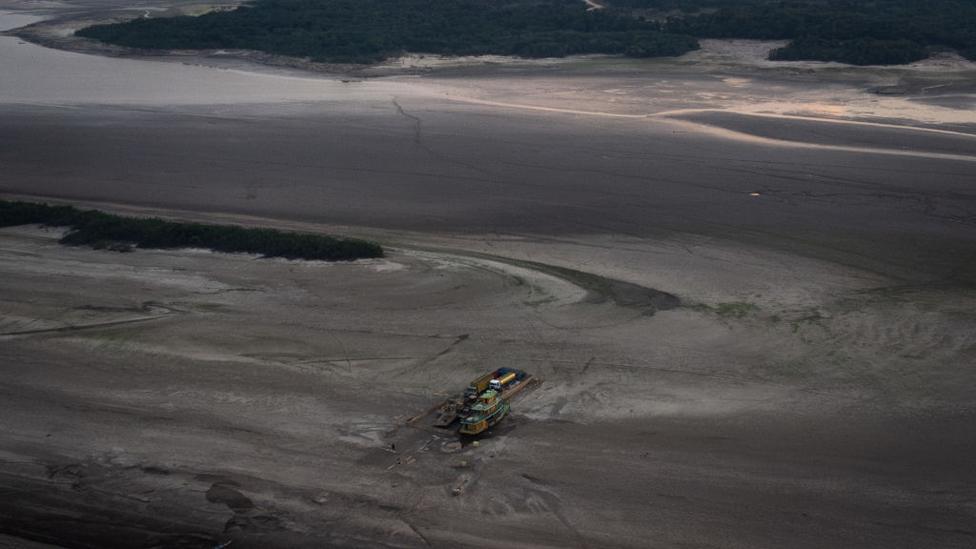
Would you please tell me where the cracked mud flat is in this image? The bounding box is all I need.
[1,1,976,547]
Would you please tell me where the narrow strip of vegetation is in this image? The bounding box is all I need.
[0,200,383,261]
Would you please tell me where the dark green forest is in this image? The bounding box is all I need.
[76,0,976,65]
[658,0,976,65]
[0,201,383,261]
[77,0,699,63]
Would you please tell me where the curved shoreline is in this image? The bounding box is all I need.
[7,2,976,84]
[0,192,679,314]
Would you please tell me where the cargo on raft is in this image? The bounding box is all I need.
[431,368,538,436]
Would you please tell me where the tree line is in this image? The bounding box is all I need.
[78,0,699,63]
[624,0,976,65]
[76,0,976,66]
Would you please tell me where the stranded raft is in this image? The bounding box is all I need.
[430,368,538,436]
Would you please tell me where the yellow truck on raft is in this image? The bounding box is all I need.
[433,368,536,435]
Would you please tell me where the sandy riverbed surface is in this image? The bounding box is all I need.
[1,1,975,547]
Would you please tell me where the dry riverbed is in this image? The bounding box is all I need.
[2,1,976,547]
[1,221,974,548]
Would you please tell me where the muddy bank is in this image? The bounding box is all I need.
[3,99,975,285]
[1,227,974,548]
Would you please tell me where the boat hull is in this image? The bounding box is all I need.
[459,401,510,436]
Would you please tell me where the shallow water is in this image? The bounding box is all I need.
[0,10,410,106]
[0,9,40,30]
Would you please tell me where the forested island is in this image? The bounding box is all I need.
[76,0,976,66]
[76,0,699,63]
[657,0,976,66]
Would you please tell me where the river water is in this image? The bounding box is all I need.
[0,10,410,106]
